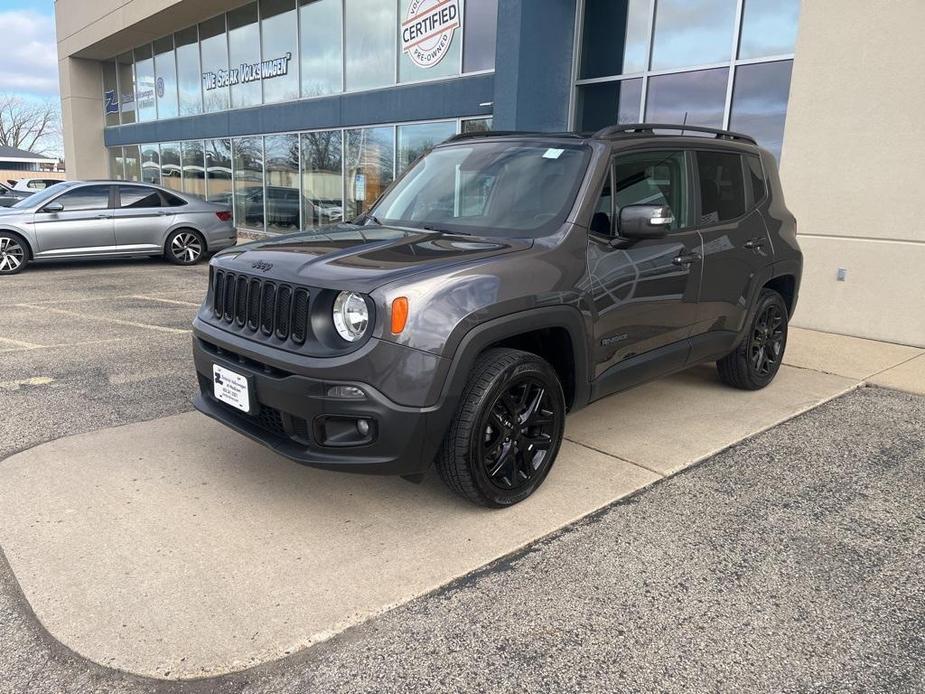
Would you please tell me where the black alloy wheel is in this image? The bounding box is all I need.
[478,376,558,491]
[717,288,789,390]
[437,348,566,507]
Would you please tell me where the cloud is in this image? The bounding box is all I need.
[0,9,59,98]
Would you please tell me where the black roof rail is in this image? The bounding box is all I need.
[593,123,757,145]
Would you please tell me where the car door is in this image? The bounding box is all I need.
[112,185,175,252]
[586,149,703,383]
[692,149,772,341]
[31,184,116,256]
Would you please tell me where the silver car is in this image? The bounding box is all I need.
[0,180,236,275]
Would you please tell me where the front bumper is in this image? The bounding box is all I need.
[192,333,446,475]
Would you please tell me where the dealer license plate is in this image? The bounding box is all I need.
[213,364,251,413]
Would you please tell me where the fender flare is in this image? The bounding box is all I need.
[436,305,592,413]
[0,228,34,257]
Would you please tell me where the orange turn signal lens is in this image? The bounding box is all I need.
[391,296,409,334]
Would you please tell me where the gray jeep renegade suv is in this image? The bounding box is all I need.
[192,124,801,507]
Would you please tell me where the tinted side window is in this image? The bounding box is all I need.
[745,154,767,204]
[119,186,162,208]
[614,150,689,230]
[163,191,187,207]
[48,185,111,212]
[696,151,746,224]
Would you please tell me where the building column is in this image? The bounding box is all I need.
[780,0,925,347]
[492,0,578,132]
[59,56,108,180]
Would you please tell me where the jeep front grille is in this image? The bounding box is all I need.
[211,269,309,345]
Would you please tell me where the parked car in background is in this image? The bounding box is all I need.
[11,178,62,192]
[0,181,236,275]
[191,124,802,507]
[0,181,32,208]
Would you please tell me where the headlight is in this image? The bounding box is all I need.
[332,291,369,342]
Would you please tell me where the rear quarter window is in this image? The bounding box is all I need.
[696,151,746,225]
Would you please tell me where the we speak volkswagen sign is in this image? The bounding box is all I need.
[401,0,461,68]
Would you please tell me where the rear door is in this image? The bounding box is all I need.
[31,184,115,256]
[692,149,772,339]
[112,185,175,252]
[586,149,703,381]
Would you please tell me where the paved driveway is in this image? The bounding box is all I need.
[1,258,923,690]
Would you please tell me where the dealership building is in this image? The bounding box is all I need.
[55,0,924,347]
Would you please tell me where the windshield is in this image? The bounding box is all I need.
[11,181,74,209]
[371,141,591,238]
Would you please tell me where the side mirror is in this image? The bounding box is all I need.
[42,202,64,213]
[618,204,673,240]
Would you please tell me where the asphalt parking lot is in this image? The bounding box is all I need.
[2,258,924,692]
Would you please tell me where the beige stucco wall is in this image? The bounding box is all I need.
[781,0,925,347]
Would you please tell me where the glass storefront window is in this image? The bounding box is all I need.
[233,137,265,229]
[580,0,651,79]
[264,134,301,232]
[345,0,396,92]
[650,0,737,71]
[102,62,119,126]
[153,36,178,119]
[228,3,262,109]
[205,139,233,205]
[397,121,456,173]
[345,127,394,219]
[123,145,141,181]
[200,15,230,113]
[140,144,161,184]
[399,0,461,83]
[181,140,206,198]
[739,0,800,59]
[301,130,343,228]
[108,147,124,179]
[463,0,498,73]
[299,0,343,97]
[645,68,728,129]
[134,45,157,122]
[160,142,182,191]
[175,27,202,116]
[260,0,299,104]
[116,52,136,125]
[577,79,642,132]
[729,60,793,161]
[461,117,492,134]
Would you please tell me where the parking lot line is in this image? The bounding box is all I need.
[0,336,44,350]
[15,303,193,335]
[0,337,137,354]
[129,294,202,308]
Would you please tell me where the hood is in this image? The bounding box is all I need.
[212,225,533,292]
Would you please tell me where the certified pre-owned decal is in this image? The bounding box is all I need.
[401,0,461,69]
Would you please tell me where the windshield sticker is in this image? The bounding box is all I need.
[543,148,564,159]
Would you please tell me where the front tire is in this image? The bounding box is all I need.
[717,288,789,390]
[436,348,566,507]
[165,229,205,265]
[0,233,29,275]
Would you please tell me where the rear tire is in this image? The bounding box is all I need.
[0,232,29,275]
[165,229,205,265]
[436,348,566,507]
[717,288,789,390]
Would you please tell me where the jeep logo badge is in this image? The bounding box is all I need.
[251,260,274,272]
[401,0,461,69]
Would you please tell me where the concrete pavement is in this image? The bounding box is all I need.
[2,259,923,683]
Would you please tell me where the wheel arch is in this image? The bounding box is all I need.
[763,273,797,316]
[439,306,591,413]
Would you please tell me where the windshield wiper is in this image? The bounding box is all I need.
[353,212,382,226]
[422,224,471,236]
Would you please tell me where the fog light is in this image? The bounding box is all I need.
[326,385,365,400]
[356,419,371,436]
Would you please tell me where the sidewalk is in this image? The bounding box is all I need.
[1,326,921,679]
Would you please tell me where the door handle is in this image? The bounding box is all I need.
[744,237,765,249]
[156,210,169,216]
[672,252,700,266]
[94,214,111,219]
